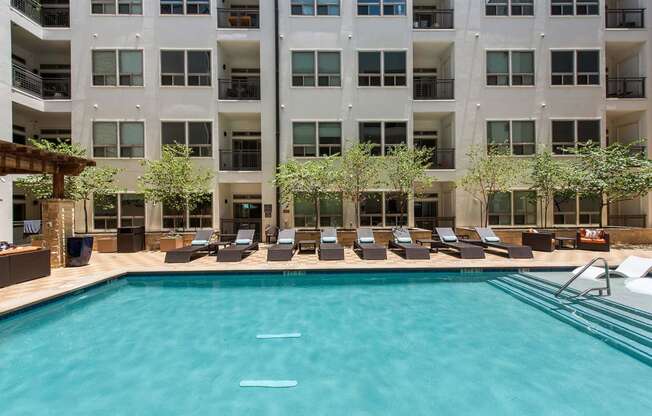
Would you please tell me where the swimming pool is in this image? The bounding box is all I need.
[1,270,651,415]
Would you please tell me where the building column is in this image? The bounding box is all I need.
[0,0,13,242]
[41,199,75,268]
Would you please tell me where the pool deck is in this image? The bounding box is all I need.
[1,246,652,317]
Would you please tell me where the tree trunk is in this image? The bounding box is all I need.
[314,198,320,230]
[83,199,89,235]
[355,197,360,229]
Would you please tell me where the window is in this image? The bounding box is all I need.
[485,0,508,16]
[551,119,600,154]
[358,0,405,16]
[551,50,599,86]
[92,50,117,86]
[488,191,536,226]
[551,0,598,16]
[358,51,406,87]
[162,121,213,157]
[487,51,534,86]
[163,195,213,230]
[93,121,144,158]
[385,193,407,226]
[292,0,340,16]
[487,120,535,155]
[579,194,601,224]
[511,0,533,15]
[119,50,143,86]
[93,194,118,230]
[118,0,143,14]
[119,194,145,227]
[91,0,116,14]
[92,50,142,87]
[161,50,212,86]
[553,192,576,224]
[293,194,342,228]
[292,51,341,87]
[292,121,342,157]
[161,0,209,15]
[360,192,383,226]
[554,193,600,225]
[486,0,533,16]
[94,193,145,230]
[359,121,407,156]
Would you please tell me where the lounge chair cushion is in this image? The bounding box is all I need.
[191,239,209,246]
[359,237,375,243]
[442,235,457,242]
[397,236,412,243]
[485,236,500,243]
[236,238,252,245]
[322,236,337,243]
[579,238,607,244]
[278,238,294,245]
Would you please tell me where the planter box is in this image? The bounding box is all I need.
[96,237,117,253]
[160,236,183,252]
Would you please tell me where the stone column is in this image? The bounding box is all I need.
[41,199,75,268]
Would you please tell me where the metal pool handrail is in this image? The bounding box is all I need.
[555,257,611,298]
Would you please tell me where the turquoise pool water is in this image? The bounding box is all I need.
[1,271,651,415]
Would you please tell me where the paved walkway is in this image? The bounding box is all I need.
[1,246,652,316]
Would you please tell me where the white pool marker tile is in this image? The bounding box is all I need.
[256,333,301,339]
[240,380,298,388]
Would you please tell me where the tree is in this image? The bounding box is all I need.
[332,142,381,228]
[566,142,652,227]
[138,144,214,229]
[458,146,528,227]
[528,149,574,228]
[273,156,336,229]
[380,144,433,227]
[15,139,122,234]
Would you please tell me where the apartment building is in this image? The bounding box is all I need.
[1,0,651,242]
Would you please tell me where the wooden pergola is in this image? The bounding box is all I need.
[0,140,95,198]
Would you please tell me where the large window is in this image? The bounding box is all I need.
[385,192,407,226]
[488,191,537,226]
[93,121,144,158]
[163,195,213,230]
[359,121,407,156]
[554,193,600,225]
[487,120,535,155]
[358,51,406,87]
[292,121,342,157]
[161,50,211,86]
[93,50,143,86]
[551,0,599,16]
[291,0,340,16]
[162,121,212,157]
[551,119,600,154]
[487,51,534,86]
[551,50,599,86]
[357,0,406,16]
[92,0,143,14]
[359,192,407,227]
[292,51,341,87]
[161,0,210,15]
[293,194,343,228]
[486,0,533,16]
[93,194,145,230]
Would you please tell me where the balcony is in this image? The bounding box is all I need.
[11,0,70,28]
[606,8,645,29]
[217,8,260,28]
[413,8,453,29]
[606,77,646,98]
[218,78,260,100]
[219,149,261,171]
[413,77,454,100]
[12,64,70,99]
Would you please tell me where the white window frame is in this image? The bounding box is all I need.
[160,0,211,16]
[160,49,213,87]
[357,0,407,17]
[550,0,600,17]
[486,49,535,87]
[357,49,408,88]
[161,193,214,231]
[91,48,145,88]
[358,120,409,156]
[91,0,143,15]
[290,0,341,17]
[550,49,601,87]
[291,50,342,88]
[486,119,537,156]
[487,190,538,227]
[92,119,146,159]
[550,118,602,155]
[485,0,534,17]
[553,193,601,226]
[92,192,146,231]
[161,120,214,158]
[292,120,343,158]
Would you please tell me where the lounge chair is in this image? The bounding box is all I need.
[217,229,258,262]
[573,255,652,280]
[435,228,485,259]
[353,228,387,260]
[318,227,345,261]
[469,227,533,259]
[164,230,216,263]
[267,229,297,261]
[389,227,430,260]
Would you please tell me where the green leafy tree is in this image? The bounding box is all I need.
[528,148,574,228]
[332,142,381,227]
[381,144,434,226]
[138,144,214,229]
[566,142,652,227]
[458,146,528,226]
[273,156,336,229]
[15,139,122,234]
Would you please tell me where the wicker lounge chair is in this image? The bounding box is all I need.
[389,227,430,260]
[267,229,297,261]
[217,229,258,262]
[573,255,652,280]
[318,227,345,261]
[468,227,533,259]
[435,228,485,259]
[164,230,216,263]
[353,228,387,260]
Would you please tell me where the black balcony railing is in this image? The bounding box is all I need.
[217,8,260,28]
[413,9,454,29]
[218,78,261,100]
[606,77,646,98]
[413,77,454,100]
[219,149,262,171]
[606,8,645,29]
[425,148,455,169]
[13,64,71,99]
[608,215,647,228]
[11,0,70,27]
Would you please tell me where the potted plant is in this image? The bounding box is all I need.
[159,231,184,252]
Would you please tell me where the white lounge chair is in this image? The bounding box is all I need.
[572,256,652,280]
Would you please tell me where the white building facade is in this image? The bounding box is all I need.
[1,0,651,241]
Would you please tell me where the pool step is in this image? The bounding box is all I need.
[489,275,652,365]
